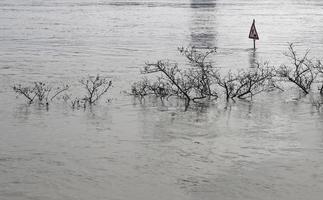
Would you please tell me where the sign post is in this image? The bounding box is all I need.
[249,19,259,50]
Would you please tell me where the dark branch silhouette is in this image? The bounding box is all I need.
[79,75,112,105]
[275,43,317,94]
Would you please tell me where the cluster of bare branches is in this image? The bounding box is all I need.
[79,75,112,105]
[143,61,195,104]
[215,63,274,100]
[62,94,88,110]
[311,97,323,111]
[131,77,170,99]
[179,47,218,98]
[61,75,112,109]
[131,47,219,108]
[13,44,323,111]
[131,47,274,108]
[275,43,317,94]
[13,82,69,105]
[131,78,151,98]
[13,75,112,110]
[131,44,323,109]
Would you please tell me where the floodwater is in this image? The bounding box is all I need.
[1,0,323,199]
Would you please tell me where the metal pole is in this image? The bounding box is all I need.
[253,39,256,50]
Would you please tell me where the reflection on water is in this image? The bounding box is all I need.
[190,0,217,8]
[248,49,258,68]
[189,0,217,48]
[1,0,323,200]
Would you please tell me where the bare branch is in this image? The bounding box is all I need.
[79,75,112,105]
[275,43,317,94]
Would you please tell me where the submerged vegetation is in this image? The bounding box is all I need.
[13,44,323,111]
[275,43,318,94]
[131,47,275,106]
[214,63,274,100]
[79,75,112,105]
[13,75,112,110]
[13,82,69,104]
[131,47,218,108]
[131,44,323,109]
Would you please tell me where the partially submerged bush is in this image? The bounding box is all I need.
[312,99,323,111]
[131,47,279,108]
[13,82,69,104]
[143,61,196,105]
[131,47,218,108]
[215,63,274,100]
[13,84,37,104]
[275,43,317,94]
[57,75,112,109]
[179,47,218,98]
[79,74,112,105]
[130,77,171,99]
[131,78,150,98]
[13,75,111,110]
[131,44,323,109]
[62,94,87,110]
[12,44,323,112]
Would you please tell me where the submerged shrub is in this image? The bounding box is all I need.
[131,78,150,98]
[131,47,218,108]
[62,94,87,110]
[13,82,69,104]
[275,43,317,94]
[215,63,274,100]
[12,44,323,112]
[179,47,218,98]
[79,74,112,105]
[13,75,111,110]
[13,84,37,104]
[131,77,171,99]
[142,61,195,105]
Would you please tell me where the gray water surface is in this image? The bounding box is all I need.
[1,1,323,200]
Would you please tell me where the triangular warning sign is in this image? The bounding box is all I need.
[249,19,259,40]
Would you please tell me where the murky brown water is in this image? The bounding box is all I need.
[1,0,323,199]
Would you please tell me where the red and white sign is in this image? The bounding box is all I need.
[249,19,259,40]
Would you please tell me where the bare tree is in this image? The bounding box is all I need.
[275,43,317,94]
[179,46,218,98]
[79,75,112,105]
[215,63,274,100]
[142,61,194,106]
[13,84,37,104]
[131,47,218,109]
[13,82,69,104]
[131,78,151,98]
